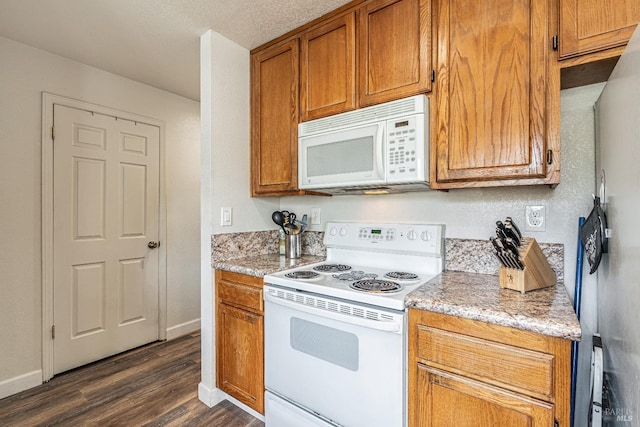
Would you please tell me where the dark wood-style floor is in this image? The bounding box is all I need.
[0,331,264,427]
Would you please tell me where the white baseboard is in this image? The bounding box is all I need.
[166,318,200,340]
[198,382,225,407]
[0,370,42,400]
[0,320,200,401]
[196,385,265,422]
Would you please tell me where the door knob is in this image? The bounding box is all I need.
[148,241,160,249]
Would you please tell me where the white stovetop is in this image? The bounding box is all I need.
[264,221,445,311]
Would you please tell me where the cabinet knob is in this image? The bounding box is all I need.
[148,241,160,249]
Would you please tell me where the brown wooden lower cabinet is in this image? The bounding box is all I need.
[215,270,265,414]
[408,309,572,426]
[417,365,554,426]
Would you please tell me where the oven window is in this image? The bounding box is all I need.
[290,317,359,371]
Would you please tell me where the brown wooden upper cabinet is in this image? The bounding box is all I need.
[431,0,556,189]
[300,0,432,120]
[250,39,301,197]
[357,0,432,107]
[252,0,432,196]
[558,0,640,59]
[301,14,357,121]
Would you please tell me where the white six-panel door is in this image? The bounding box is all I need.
[53,104,160,374]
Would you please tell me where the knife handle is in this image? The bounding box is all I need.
[505,252,524,270]
[504,237,521,257]
[493,251,508,267]
[490,236,502,251]
[506,217,523,240]
[504,224,521,246]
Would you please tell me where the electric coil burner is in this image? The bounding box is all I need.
[384,271,419,281]
[313,264,352,273]
[284,270,320,280]
[265,221,445,311]
[350,279,403,293]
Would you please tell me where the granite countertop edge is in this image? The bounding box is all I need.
[213,254,324,278]
[214,257,581,341]
[406,271,582,341]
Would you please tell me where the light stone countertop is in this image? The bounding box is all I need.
[213,254,325,278]
[405,271,581,341]
[212,232,579,341]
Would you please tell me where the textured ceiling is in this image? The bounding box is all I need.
[0,0,353,101]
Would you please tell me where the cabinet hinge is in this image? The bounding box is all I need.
[554,420,559,427]
[552,35,559,51]
[51,325,55,339]
[431,70,435,82]
[51,126,56,141]
[546,149,553,165]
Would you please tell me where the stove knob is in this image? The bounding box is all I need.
[339,227,348,236]
[407,230,418,241]
[329,227,338,236]
[421,231,432,241]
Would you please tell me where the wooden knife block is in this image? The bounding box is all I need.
[498,237,556,293]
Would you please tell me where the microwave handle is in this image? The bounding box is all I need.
[375,123,385,180]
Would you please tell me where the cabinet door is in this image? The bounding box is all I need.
[301,13,357,121]
[414,365,554,427]
[217,303,264,413]
[358,0,432,107]
[559,0,640,59]
[250,39,300,197]
[432,0,550,187]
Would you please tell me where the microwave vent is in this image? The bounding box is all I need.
[318,183,430,195]
[300,95,427,136]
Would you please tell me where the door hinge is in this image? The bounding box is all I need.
[546,149,553,165]
[51,325,55,339]
[51,126,56,141]
[552,35,559,51]
[431,69,436,82]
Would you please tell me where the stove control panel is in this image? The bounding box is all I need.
[358,226,396,241]
[324,221,444,256]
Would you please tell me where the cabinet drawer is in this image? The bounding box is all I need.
[416,325,554,401]
[217,273,264,314]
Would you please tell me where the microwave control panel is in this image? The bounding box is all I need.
[386,116,424,181]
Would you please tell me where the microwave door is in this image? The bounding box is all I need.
[300,123,386,189]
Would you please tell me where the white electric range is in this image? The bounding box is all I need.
[263,221,445,427]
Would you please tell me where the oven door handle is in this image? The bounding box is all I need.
[265,292,403,334]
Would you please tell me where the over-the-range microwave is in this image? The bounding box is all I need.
[298,94,429,195]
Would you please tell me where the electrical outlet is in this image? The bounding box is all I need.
[525,205,546,232]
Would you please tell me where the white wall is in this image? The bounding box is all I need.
[0,36,201,397]
[199,29,280,408]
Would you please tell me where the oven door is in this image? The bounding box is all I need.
[264,285,405,427]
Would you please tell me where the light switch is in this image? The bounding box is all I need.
[221,207,232,226]
[311,207,321,225]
